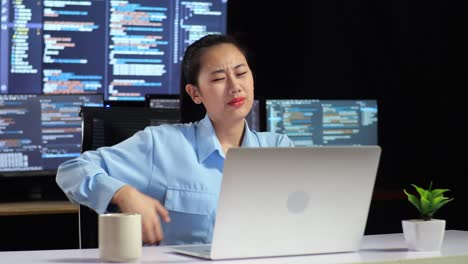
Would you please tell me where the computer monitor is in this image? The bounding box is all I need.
[0,94,103,177]
[1,0,228,101]
[145,94,264,131]
[266,99,378,147]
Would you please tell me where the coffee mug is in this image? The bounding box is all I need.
[98,213,142,262]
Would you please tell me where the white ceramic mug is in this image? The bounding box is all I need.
[98,213,142,262]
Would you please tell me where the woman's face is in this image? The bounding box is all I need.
[189,43,254,125]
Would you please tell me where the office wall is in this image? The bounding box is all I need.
[228,1,465,233]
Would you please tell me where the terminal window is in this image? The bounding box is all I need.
[266,99,378,147]
[0,94,103,175]
[1,0,228,101]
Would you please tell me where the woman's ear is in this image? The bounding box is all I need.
[185,84,202,104]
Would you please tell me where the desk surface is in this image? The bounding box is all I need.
[1,230,467,264]
[0,201,78,216]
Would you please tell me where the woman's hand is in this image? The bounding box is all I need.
[111,185,171,245]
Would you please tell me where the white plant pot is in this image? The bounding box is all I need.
[402,219,445,251]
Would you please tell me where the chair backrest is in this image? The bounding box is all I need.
[78,106,180,249]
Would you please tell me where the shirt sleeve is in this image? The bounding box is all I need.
[56,127,155,214]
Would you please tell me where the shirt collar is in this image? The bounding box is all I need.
[195,115,260,162]
[240,121,259,147]
[196,115,223,162]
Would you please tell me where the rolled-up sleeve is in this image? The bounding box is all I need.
[56,127,155,213]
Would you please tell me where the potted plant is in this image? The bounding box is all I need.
[402,181,454,251]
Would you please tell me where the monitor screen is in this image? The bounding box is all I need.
[1,0,228,101]
[266,99,378,147]
[0,94,103,177]
[146,94,264,131]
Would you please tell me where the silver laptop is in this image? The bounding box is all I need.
[168,146,382,260]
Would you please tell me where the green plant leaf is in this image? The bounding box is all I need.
[404,189,421,212]
[432,188,450,199]
[433,195,450,205]
[420,195,431,216]
[423,189,432,201]
[432,197,454,213]
[404,182,453,220]
[412,184,426,198]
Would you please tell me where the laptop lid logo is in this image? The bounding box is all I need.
[287,190,310,214]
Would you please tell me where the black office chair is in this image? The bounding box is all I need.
[78,106,180,249]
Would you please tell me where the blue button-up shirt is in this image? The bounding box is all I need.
[56,115,294,245]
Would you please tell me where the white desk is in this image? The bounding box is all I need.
[1,230,467,264]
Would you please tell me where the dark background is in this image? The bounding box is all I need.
[227,0,465,234]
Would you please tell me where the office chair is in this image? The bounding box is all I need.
[78,106,180,249]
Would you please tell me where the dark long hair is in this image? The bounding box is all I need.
[179,34,249,123]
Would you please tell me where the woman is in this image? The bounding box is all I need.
[56,34,294,246]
